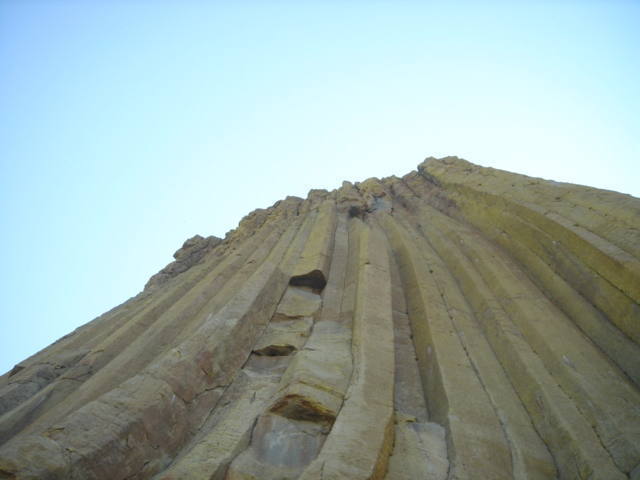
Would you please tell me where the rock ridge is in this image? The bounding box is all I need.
[0,156,638,480]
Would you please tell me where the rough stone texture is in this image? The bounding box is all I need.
[1,157,639,479]
[145,234,222,290]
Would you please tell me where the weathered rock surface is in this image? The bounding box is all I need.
[1,157,639,479]
[145,234,222,290]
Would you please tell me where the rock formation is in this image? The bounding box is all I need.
[1,156,638,479]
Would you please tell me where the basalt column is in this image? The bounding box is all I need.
[1,157,639,480]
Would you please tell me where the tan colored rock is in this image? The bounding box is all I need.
[1,157,639,480]
[290,199,336,290]
[252,317,313,356]
[299,223,395,480]
[386,416,448,480]
[145,234,222,290]
[275,288,322,319]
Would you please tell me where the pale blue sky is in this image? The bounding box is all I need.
[1,1,638,373]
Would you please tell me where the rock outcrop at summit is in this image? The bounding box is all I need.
[0,157,638,479]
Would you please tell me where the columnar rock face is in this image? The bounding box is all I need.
[1,157,639,480]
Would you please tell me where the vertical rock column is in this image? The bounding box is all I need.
[225,200,340,479]
[299,220,395,480]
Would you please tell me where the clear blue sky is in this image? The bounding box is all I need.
[1,1,638,374]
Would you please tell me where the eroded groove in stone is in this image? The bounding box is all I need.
[385,229,449,480]
[408,210,628,478]
[399,183,640,474]
[1,157,638,480]
[381,212,514,479]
